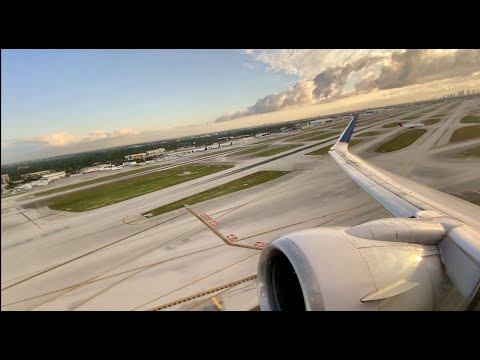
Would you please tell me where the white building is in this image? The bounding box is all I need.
[31,179,49,186]
[207,143,220,150]
[40,171,66,182]
[1,174,9,185]
[233,137,255,145]
[310,118,333,126]
[125,153,146,161]
[146,148,165,157]
[17,183,32,190]
[122,161,138,166]
[81,166,99,174]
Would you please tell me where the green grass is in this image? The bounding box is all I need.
[403,115,420,120]
[197,148,239,157]
[450,125,480,143]
[318,124,341,130]
[306,145,331,155]
[306,139,362,155]
[287,130,326,141]
[383,122,400,128]
[349,139,363,147]
[143,171,289,217]
[358,131,379,137]
[329,123,350,129]
[230,145,270,156]
[301,132,340,141]
[48,164,233,212]
[259,134,295,143]
[35,165,166,197]
[424,118,441,125]
[460,115,480,124]
[253,144,302,157]
[454,145,480,158]
[375,129,427,153]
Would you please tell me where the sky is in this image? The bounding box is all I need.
[2,49,480,164]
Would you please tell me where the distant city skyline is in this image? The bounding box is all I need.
[2,49,480,164]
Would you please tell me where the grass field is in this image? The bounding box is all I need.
[454,145,480,158]
[358,131,379,137]
[48,164,233,212]
[301,132,340,141]
[460,115,480,124]
[424,118,441,125]
[258,134,295,143]
[375,129,427,153]
[306,146,330,155]
[329,122,350,129]
[362,119,383,126]
[230,145,270,156]
[253,144,302,157]
[143,171,289,217]
[383,122,399,128]
[450,125,480,143]
[349,139,363,147]
[35,165,166,197]
[306,139,362,155]
[403,115,420,120]
[287,130,326,141]
[197,147,240,158]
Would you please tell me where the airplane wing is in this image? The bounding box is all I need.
[329,115,480,229]
[257,115,480,311]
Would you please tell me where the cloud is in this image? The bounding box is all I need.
[216,80,317,122]
[365,49,480,90]
[311,55,387,98]
[36,132,77,146]
[216,49,480,122]
[246,49,391,79]
[1,127,142,164]
[242,62,255,70]
[82,128,139,141]
[15,127,141,147]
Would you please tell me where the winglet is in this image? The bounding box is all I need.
[330,114,359,152]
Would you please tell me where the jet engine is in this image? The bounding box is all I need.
[256,218,469,310]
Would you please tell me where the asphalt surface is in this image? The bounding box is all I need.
[2,97,479,311]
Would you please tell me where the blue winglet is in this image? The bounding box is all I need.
[338,114,359,143]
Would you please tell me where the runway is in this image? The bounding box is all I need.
[2,97,479,310]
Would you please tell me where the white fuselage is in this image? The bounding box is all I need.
[399,122,425,128]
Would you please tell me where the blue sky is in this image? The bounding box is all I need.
[2,49,479,163]
[1,49,297,139]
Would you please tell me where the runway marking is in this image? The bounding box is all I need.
[17,209,41,229]
[211,296,222,310]
[1,242,228,309]
[1,212,188,292]
[226,234,238,242]
[131,253,259,311]
[148,275,257,311]
[3,118,411,309]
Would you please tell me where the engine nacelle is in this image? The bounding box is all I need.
[257,225,449,311]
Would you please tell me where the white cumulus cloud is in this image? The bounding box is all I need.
[216,49,480,122]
